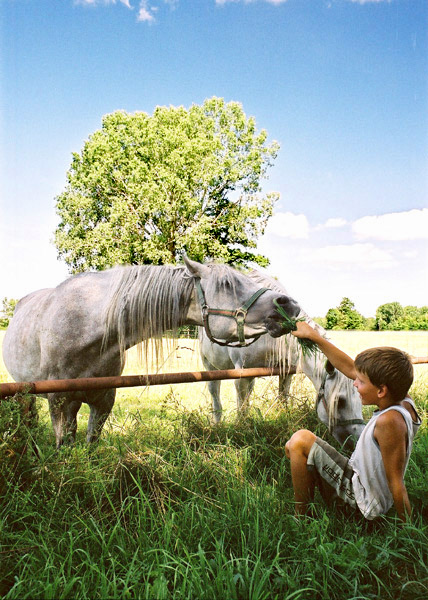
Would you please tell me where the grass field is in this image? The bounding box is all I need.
[0,330,427,599]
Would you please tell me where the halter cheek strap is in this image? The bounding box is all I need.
[195,278,269,347]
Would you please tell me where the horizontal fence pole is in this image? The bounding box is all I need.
[411,356,428,364]
[0,367,291,399]
[1,356,426,399]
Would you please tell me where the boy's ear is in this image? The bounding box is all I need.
[377,384,388,398]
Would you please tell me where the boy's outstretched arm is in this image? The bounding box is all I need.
[291,322,357,380]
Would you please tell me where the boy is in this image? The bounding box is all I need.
[285,321,421,522]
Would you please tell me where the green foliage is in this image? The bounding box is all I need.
[0,395,40,495]
[376,301,405,330]
[312,315,327,328]
[325,297,364,330]
[273,299,319,358]
[376,303,428,331]
[0,297,18,329]
[0,382,427,599]
[54,97,280,272]
[324,299,428,331]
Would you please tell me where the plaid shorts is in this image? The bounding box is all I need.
[307,437,357,509]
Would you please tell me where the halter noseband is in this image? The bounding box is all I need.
[316,364,365,430]
[194,278,269,347]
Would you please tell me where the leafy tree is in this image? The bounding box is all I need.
[325,298,364,330]
[325,308,342,330]
[0,298,18,329]
[375,302,404,330]
[54,97,280,272]
[402,305,428,330]
[362,316,376,331]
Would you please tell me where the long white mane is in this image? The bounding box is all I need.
[103,261,252,364]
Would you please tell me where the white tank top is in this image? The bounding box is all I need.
[349,398,421,520]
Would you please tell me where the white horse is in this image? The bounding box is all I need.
[199,270,365,447]
[3,257,300,447]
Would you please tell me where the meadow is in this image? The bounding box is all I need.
[0,330,427,599]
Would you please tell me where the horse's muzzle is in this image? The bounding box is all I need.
[265,295,301,337]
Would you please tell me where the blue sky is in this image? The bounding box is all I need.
[1,0,427,317]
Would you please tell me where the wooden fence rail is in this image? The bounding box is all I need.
[0,367,289,399]
[1,355,426,399]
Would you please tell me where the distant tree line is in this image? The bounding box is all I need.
[316,297,428,331]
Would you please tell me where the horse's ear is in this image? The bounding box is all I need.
[182,255,210,278]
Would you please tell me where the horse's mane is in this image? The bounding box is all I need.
[103,261,249,366]
[102,264,192,364]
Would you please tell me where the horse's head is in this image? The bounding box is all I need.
[315,360,365,448]
[183,256,300,347]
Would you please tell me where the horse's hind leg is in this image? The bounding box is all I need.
[86,390,115,444]
[48,393,82,448]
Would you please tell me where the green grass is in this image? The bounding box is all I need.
[0,332,427,599]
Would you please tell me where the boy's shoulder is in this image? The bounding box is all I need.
[374,405,409,444]
[376,406,408,425]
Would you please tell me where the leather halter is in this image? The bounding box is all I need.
[194,278,269,347]
[316,364,365,430]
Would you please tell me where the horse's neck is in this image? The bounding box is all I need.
[299,351,325,390]
[104,264,193,352]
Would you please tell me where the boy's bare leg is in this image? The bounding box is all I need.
[285,429,318,515]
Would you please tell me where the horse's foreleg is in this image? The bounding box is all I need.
[86,390,115,444]
[278,374,293,401]
[48,393,81,448]
[235,378,255,417]
[201,354,224,423]
[207,381,223,424]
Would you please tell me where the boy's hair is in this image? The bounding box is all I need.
[355,346,413,403]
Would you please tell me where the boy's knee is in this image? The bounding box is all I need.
[285,429,316,458]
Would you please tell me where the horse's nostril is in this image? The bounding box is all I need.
[275,295,300,318]
[275,295,289,307]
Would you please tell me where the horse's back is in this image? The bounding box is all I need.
[3,272,114,382]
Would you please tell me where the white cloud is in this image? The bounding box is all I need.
[313,217,348,231]
[75,0,132,7]
[266,213,348,236]
[137,1,157,22]
[348,0,390,5]
[215,1,288,5]
[352,208,428,241]
[265,211,309,239]
[323,217,347,228]
[75,0,175,22]
[307,243,397,270]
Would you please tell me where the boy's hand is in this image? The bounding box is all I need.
[292,321,357,380]
[291,321,317,340]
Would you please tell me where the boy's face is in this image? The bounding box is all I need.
[353,370,383,406]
